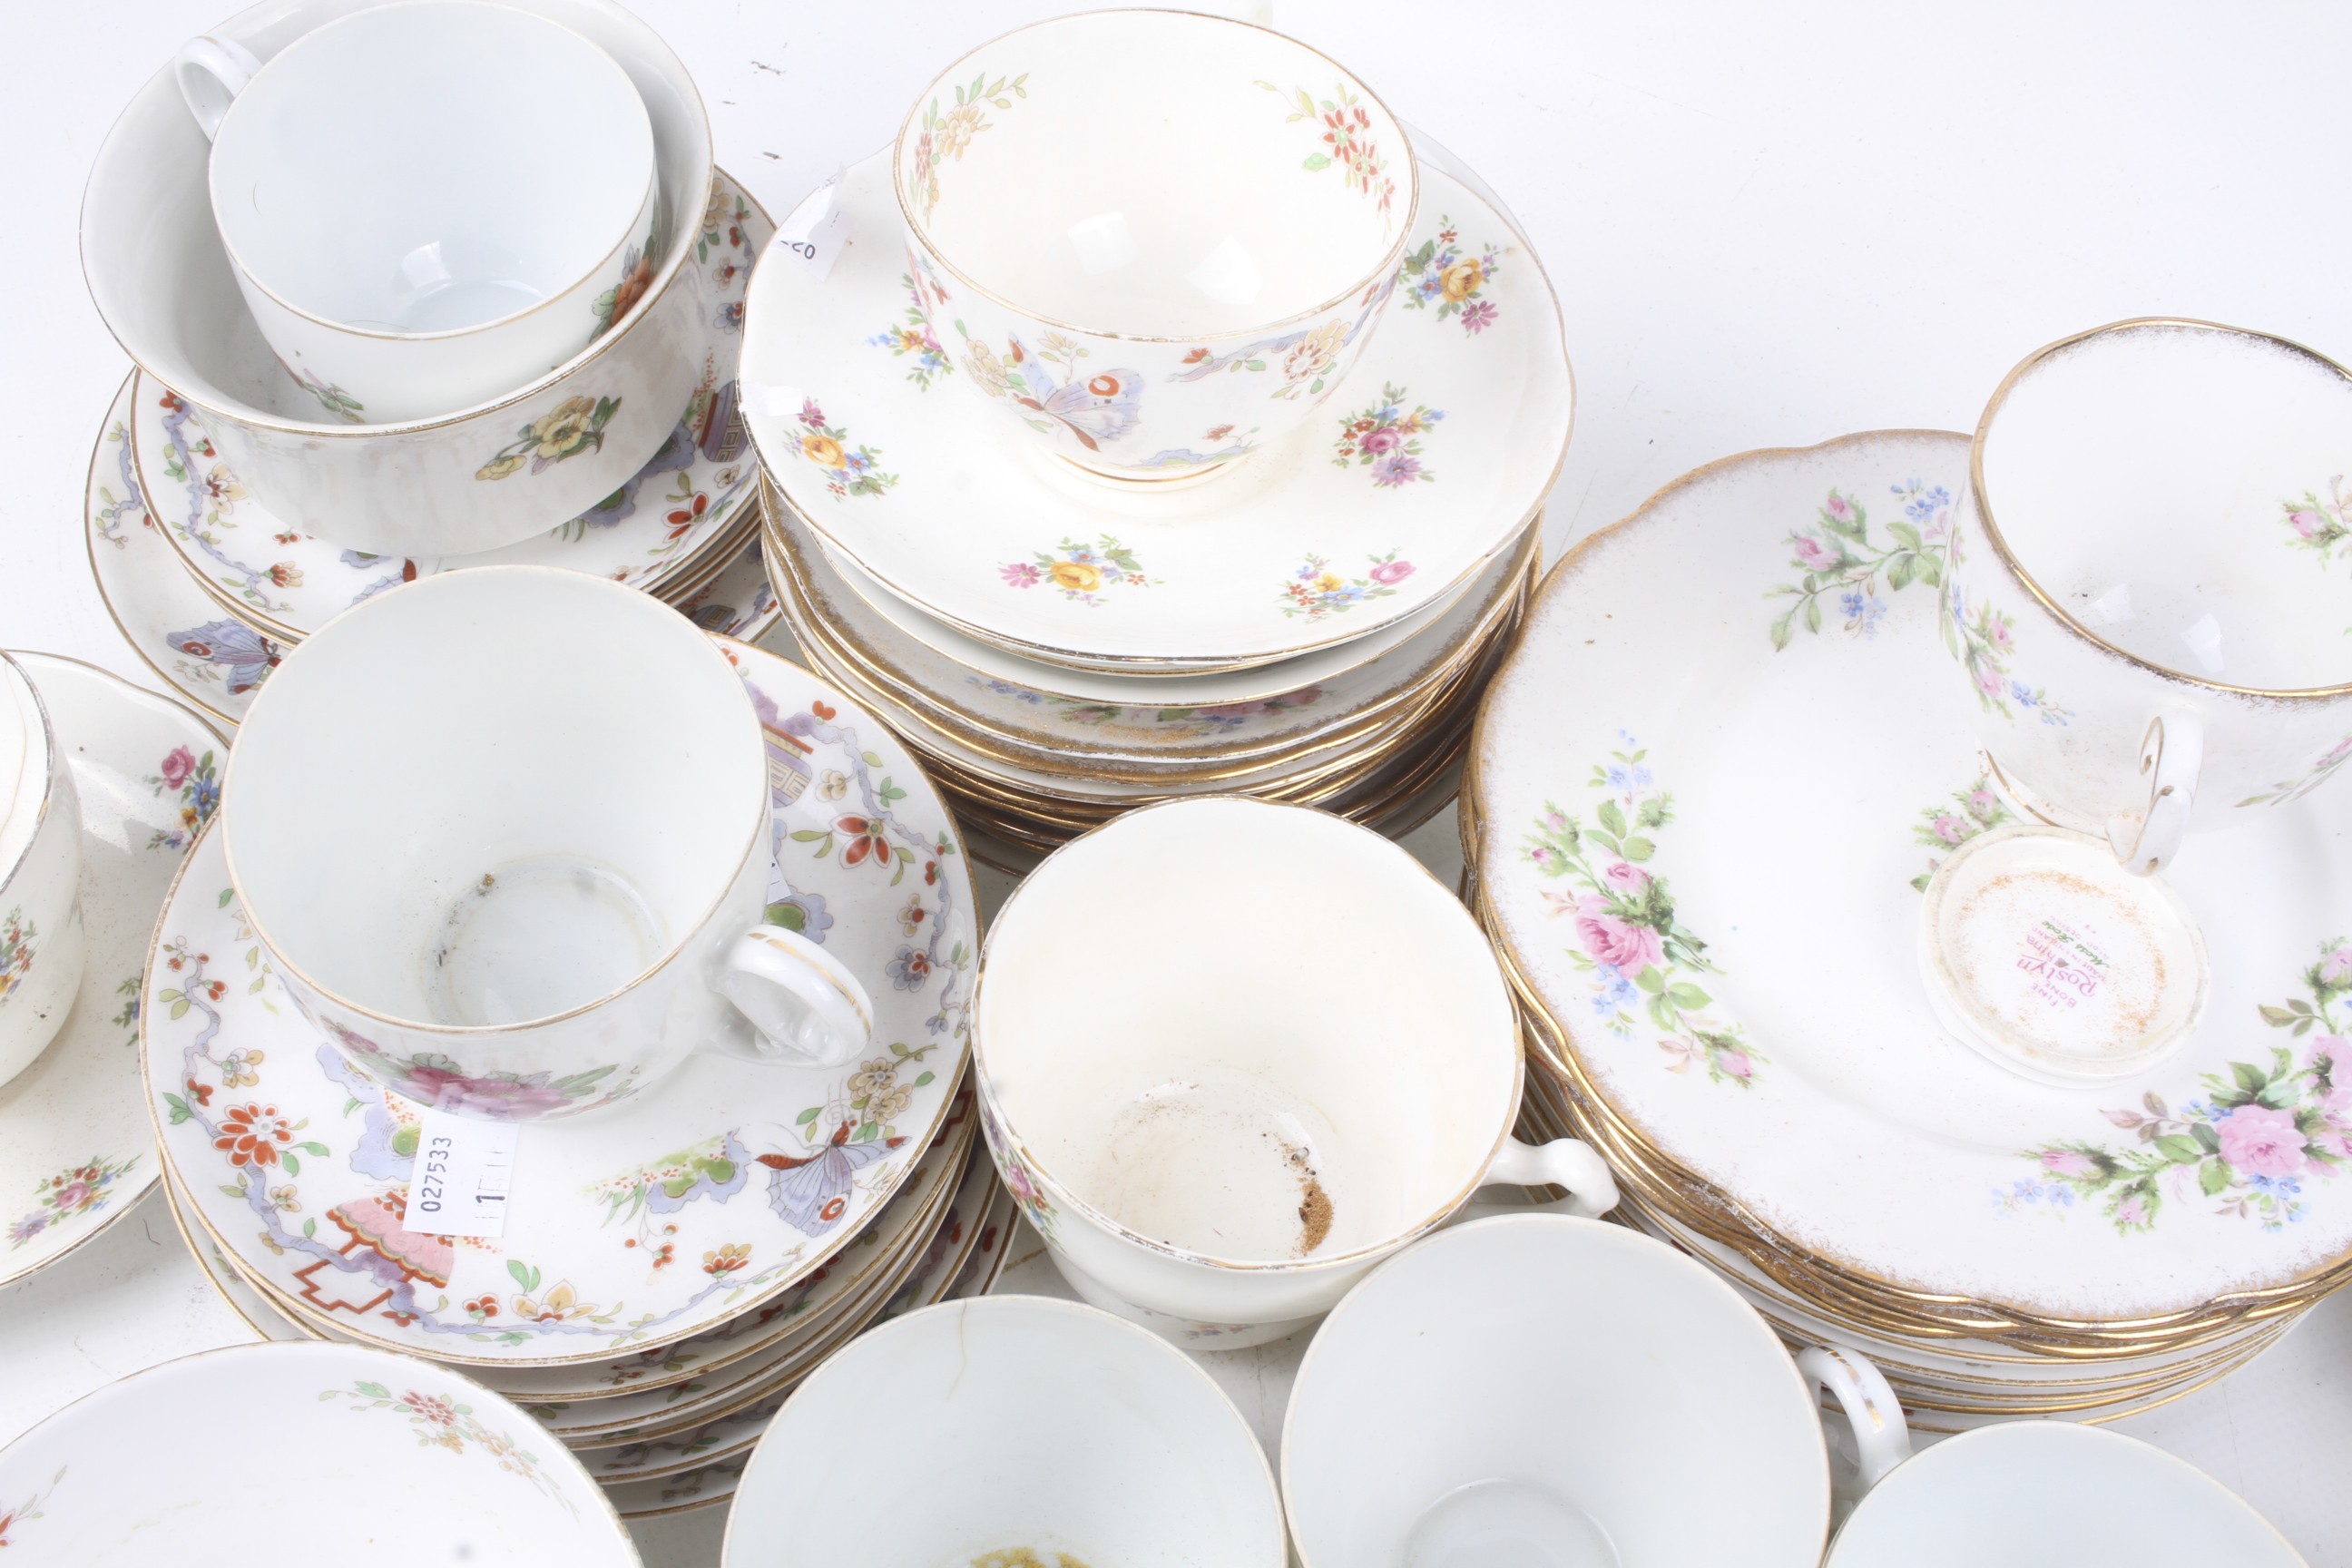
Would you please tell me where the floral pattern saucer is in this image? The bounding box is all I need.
[142,641,975,1365]
[742,149,1569,673]
[1472,430,2352,1323]
[123,172,769,644]
[0,654,220,1286]
[87,376,778,727]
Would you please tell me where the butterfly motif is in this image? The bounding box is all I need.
[756,1121,907,1237]
[166,618,283,695]
[1009,335,1143,452]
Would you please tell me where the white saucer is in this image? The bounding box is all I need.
[742,147,1570,673]
[1474,430,2352,1323]
[142,640,976,1365]
[0,653,221,1285]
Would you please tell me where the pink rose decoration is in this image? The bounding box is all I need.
[2216,1103,2307,1181]
[1717,1050,1754,1082]
[2310,1035,2349,1076]
[1602,860,1651,892]
[1368,559,1416,586]
[2292,509,2326,539]
[51,1180,94,1211]
[158,745,197,790]
[1966,789,2001,822]
[1929,812,1969,846]
[1989,618,2014,650]
[1824,494,1853,521]
[1790,534,1841,573]
[2039,1149,2095,1178]
[1574,896,1664,976]
[2117,1192,2150,1226]
[1358,426,1404,456]
[2323,950,2352,986]
[1975,663,2004,699]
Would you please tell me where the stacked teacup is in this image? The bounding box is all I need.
[741,10,1573,867]
[80,0,779,736]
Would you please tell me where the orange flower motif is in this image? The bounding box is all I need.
[215,1102,294,1167]
[702,1243,751,1276]
[836,816,895,870]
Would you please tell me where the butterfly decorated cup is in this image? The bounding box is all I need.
[1944,318,2352,877]
[892,9,1417,482]
[221,567,875,1122]
[972,797,1617,1349]
[0,654,85,1089]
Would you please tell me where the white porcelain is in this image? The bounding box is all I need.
[83,0,715,557]
[147,638,976,1364]
[743,142,1568,672]
[0,657,83,1087]
[182,1,657,422]
[891,9,1415,481]
[1951,319,2352,875]
[1471,430,2352,1329]
[975,797,1615,1347]
[722,1296,1285,1567]
[0,1341,639,1564]
[1284,1216,1909,1568]
[222,568,875,1122]
[1826,1421,2302,1566]
[0,654,219,1283]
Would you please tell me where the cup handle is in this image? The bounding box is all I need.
[173,34,263,141]
[1796,1344,1911,1498]
[1481,1135,1621,1220]
[2106,713,2202,877]
[707,926,874,1069]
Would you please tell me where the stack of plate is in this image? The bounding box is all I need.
[137,639,1009,1518]
[742,135,1572,868]
[1465,430,2352,1429]
[81,173,781,734]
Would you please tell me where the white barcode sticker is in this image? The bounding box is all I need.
[408,1106,520,1239]
[774,168,849,280]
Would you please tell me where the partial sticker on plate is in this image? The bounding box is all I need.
[775,168,849,280]
[407,1105,520,1239]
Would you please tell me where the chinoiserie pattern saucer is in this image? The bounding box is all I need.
[0,654,220,1285]
[1471,429,2352,1328]
[742,147,1570,673]
[142,640,976,1366]
[123,173,769,645]
[87,375,778,727]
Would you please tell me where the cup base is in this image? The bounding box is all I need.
[1403,1479,1622,1568]
[1042,1245,1314,1351]
[1012,436,1243,499]
[1917,824,2209,1085]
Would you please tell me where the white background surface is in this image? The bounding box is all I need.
[5,1,2351,1562]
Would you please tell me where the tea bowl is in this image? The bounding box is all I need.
[0,653,83,1089]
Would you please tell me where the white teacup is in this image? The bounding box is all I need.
[1947,318,2352,875]
[220,567,872,1122]
[723,1297,1286,1568]
[974,797,1617,1348]
[1284,1215,1912,1568]
[894,8,1417,481]
[0,653,84,1088]
[1826,1420,2303,1566]
[177,1,658,422]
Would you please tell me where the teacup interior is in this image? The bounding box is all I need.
[1286,1218,1828,1568]
[902,11,1408,338]
[208,1,652,332]
[978,799,1518,1264]
[729,1299,1281,1566]
[1979,321,2352,691]
[223,568,764,1027]
[0,660,40,876]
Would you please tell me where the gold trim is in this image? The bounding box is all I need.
[1971,316,2352,700]
[890,7,1421,345]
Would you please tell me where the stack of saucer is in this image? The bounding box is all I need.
[78,0,780,733]
[139,636,1007,1518]
[1466,428,2352,1428]
[739,14,1573,867]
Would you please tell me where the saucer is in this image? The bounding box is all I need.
[1471,430,2352,1325]
[0,654,220,1285]
[742,148,1570,673]
[142,640,976,1365]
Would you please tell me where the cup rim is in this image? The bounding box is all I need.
[889,6,1422,346]
[77,0,714,439]
[1970,314,2352,701]
[206,0,658,345]
[720,1294,1284,1568]
[218,564,769,1039]
[970,793,1527,1276]
[0,652,63,897]
[1278,1212,1831,1568]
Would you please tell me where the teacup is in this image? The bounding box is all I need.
[220,567,873,1122]
[722,1296,1286,1568]
[0,653,84,1088]
[894,9,1417,482]
[1826,1420,2302,1566]
[974,797,1617,1348]
[177,1,657,423]
[1283,1214,1913,1568]
[1946,318,2352,876]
